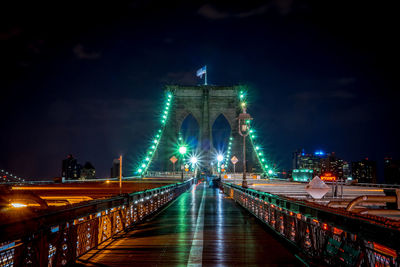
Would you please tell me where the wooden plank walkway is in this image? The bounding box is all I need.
[76,182,302,266]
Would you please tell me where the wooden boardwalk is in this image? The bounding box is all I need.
[76,183,302,266]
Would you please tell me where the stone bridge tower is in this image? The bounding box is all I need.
[155,84,258,172]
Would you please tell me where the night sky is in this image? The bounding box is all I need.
[1,0,399,180]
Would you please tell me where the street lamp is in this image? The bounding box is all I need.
[217,154,223,178]
[179,145,187,181]
[238,107,252,188]
[190,156,198,177]
[179,146,187,155]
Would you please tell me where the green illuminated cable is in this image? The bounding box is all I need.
[237,88,275,177]
[136,91,173,175]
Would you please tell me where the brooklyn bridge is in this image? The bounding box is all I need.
[1,85,399,266]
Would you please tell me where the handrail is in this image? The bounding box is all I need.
[222,182,400,242]
[346,195,397,211]
[0,178,196,266]
[355,183,400,188]
[221,181,400,266]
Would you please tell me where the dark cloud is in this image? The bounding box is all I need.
[73,44,101,60]
[291,89,356,102]
[0,27,22,41]
[272,0,294,16]
[197,0,297,20]
[198,4,230,19]
[337,77,357,85]
[198,4,269,20]
[163,37,174,44]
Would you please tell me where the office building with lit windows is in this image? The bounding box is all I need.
[384,157,400,184]
[351,158,377,183]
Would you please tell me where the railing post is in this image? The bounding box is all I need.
[94,216,99,249]
[38,230,49,267]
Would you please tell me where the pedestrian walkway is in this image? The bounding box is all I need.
[77,182,301,266]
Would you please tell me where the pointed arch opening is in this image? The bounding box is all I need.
[212,114,231,152]
[180,113,200,151]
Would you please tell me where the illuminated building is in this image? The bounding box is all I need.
[293,149,326,175]
[343,161,351,180]
[351,158,377,183]
[320,152,344,180]
[292,169,313,182]
[292,149,302,169]
[80,162,96,180]
[293,150,346,180]
[384,157,400,184]
[110,158,121,178]
[61,154,81,180]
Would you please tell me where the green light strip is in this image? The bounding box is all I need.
[223,136,234,170]
[238,89,275,176]
[136,91,173,175]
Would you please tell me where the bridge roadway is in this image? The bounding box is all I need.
[76,182,302,266]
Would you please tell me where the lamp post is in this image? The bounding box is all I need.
[190,156,198,177]
[238,106,252,188]
[119,155,122,194]
[217,154,223,179]
[179,145,187,181]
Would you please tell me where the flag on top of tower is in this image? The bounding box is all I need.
[196,66,207,78]
[196,65,207,85]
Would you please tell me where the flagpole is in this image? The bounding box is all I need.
[205,65,207,85]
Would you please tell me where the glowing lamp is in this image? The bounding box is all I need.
[179,146,187,155]
[190,156,198,165]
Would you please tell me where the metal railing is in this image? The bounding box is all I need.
[144,171,194,178]
[222,182,400,267]
[0,178,195,266]
[355,183,400,189]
